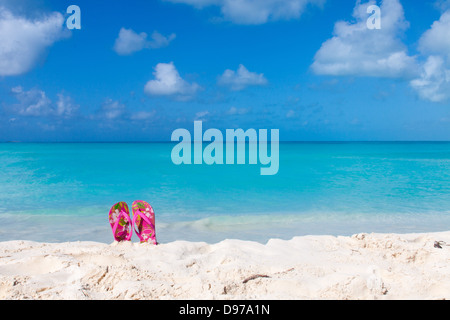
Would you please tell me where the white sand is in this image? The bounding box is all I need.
[0,231,449,300]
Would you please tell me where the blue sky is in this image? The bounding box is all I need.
[1,0,450,141]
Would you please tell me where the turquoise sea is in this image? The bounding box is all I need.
[1,142,450,244]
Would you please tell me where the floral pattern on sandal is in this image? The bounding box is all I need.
[109,201,132,242]
[132,200,157,244]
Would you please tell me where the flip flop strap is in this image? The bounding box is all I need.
[133,209,156,242]
[112,210,132,241]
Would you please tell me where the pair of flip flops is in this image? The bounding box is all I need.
[108,200,157,244]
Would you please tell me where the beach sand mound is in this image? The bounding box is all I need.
[0,232,449,300]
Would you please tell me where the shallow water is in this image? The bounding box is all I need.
[1,142,450,244]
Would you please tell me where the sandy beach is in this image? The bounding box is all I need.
[0,231,449,300]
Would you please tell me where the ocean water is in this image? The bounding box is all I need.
[1,142,450,244]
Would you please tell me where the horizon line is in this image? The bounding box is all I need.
[3,141,450,144]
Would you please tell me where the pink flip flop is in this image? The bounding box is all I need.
[109,201,133,242]
[132,200,157,244]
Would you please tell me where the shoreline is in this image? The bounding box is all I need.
[0,231,449,300]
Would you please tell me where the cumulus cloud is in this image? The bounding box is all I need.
[8,86,78,118]
[410,56,450,102]
[310,0,450,102]
[410,10,450,102]
[0,7,68,76]
[113,28,176,55]
[218,64,268,90]
[418,11,450,57]
[55,94,79,118]
[311,0,418,78]
[164,0,325,24]
[10,86,53,116]
[113,28,147,55]
[144,62,201,99]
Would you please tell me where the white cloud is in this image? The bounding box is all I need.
[410,56,450,102]
[418,11,450,58]
[164,0,324,25]
[0,7,68,76]
[144,62,201,99]
[129,111,156,121]
[218,64,268,90]
[195,110,210,121]
[148,31,177,49]
[226,106,250,115]
[9,86,78,117]
[98,99,127,120]
[55,94,79,118]
[410,10,450,102]
[10,86,53,116]
[310,0,450,103]
[311,0,418,78]
[113,28,176,55]
[95,99,157,121]
[113,28,147,55]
